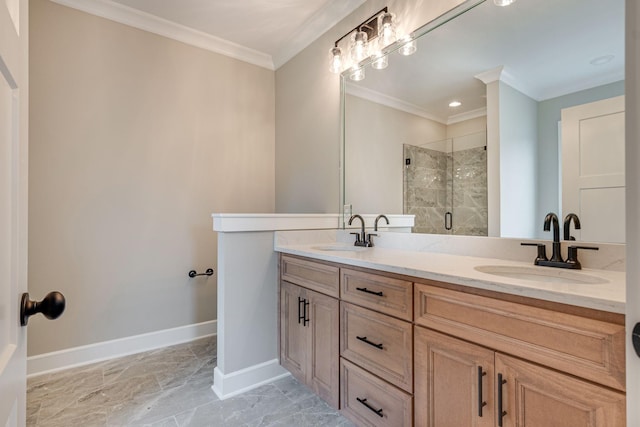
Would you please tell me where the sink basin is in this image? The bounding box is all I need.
[474,265,608,285]
[311,244,369,252]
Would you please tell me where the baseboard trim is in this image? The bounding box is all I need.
[27,320,217,377]
[212,360,290,400]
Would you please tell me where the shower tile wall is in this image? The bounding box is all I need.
[404,144,487,236]
[450,146,488,236]
[404,145,448,234]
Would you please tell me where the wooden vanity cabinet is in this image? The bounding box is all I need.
[414,282,626,427]
[414,327,626,427]
[414,327,495,427]
[279,256,340,408]
[279,254,626,427]
[496,353,625,427]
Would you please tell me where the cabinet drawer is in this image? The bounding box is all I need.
[415,283,626,391]
[340,358,412,427]
[281,255,339,297]
[341,302,413,392]
[341,268,413,321]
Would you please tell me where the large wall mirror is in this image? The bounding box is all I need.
[341,0,624,243]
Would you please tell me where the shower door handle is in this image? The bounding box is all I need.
[445,211,453,230]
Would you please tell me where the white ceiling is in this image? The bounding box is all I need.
[108,0,366,68]
[347,0,625,123]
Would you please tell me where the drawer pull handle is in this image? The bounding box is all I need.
[498,373,507,426]
[356,397,384,417]
[478,366,487,417]
[356,336,384,350]
[303,300,310,326]
[355,287,384,297]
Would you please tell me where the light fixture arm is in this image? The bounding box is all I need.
[333,6,388,48]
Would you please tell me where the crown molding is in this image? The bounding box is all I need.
[345,83,446,124]
[49,0,275,70]
[272,0,367,69]
[446,107,487,125]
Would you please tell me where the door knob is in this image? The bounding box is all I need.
[20,291,66,326]
[633,323,640,358]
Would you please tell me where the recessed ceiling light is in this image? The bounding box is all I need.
[449,101,462,108]
[590,55,615,66]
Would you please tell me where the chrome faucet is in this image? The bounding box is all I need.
[348,214,368,247]
[374,214,389,231]
[563,213,581,240]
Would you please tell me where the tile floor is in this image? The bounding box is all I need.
[27,337,355,427]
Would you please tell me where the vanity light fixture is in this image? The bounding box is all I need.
[350,30,370,62]
[494,0,516,6]
[329,47,343,73]
[328,7,397,75]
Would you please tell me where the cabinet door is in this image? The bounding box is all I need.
[280,281,307,383]
[495,353,626,427]
[414,327,495,427]
[307,290,340,408]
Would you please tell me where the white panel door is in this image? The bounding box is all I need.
[561,95,625,243]
[0,0,28,425]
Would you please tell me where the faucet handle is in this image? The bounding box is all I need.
[521,243,548,264]
[566,245,599,269]
[366,233,378,247]
[350,232,361,243]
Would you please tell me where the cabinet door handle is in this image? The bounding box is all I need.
[445,211,453,230]
[297,297,305,324]
[356,336,384,350]
[303,300,310,326]
[498,373,507,426]
[356,397,384,417]
[478,366,487,417]
[355,287,384,297]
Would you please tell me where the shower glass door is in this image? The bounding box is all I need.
[403,131,487,235]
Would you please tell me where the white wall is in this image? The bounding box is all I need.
[498,81,538,238]
[28,0,275,356]
[345,94,446,214]
[275,0,467,213]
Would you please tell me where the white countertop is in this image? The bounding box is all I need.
[274,243,625,314]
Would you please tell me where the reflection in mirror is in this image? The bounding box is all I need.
[404,131,487,235]
[342,0,625,243]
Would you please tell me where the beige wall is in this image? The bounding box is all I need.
[345,95,446,214]
[28,0,275,356]
[275,0,467,213]
[446,116,487,139]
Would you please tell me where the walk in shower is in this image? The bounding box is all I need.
[403,131,488,235]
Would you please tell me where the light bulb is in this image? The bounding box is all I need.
[349,66,365,81]
[350,30,369,62]
[494,0,515,6]
[379,12,396,47]
[398,37,417,56]
[329,46,343,74]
